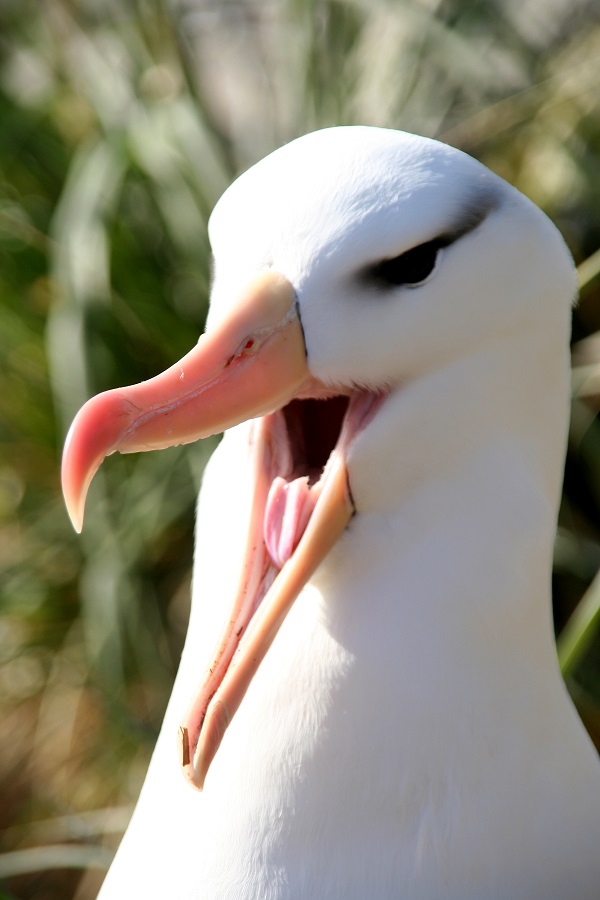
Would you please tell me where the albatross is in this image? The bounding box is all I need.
[62,127,600,897]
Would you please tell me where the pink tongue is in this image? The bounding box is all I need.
[264,476,318,569]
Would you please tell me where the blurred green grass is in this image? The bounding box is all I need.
[1,1,600,897]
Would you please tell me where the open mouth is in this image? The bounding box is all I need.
[265,396,351,567]
[61,269,385,790]
[178,390,384,790]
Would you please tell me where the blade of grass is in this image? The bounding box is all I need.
[558,567,600,677]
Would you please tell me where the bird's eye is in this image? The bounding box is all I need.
[364,238,443,288]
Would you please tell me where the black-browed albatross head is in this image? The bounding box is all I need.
[61,126,576,790]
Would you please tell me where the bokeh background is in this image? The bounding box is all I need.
[1,0,600,897]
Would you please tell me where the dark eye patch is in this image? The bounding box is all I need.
[356,187,500,292]
[362,237,447,289]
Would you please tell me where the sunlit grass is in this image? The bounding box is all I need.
[1,1,599,897]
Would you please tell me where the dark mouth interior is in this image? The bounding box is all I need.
[283,397,350,485]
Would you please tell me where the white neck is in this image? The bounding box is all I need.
[334,325,570,733]
[101,320,600,899]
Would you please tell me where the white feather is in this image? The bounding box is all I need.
[100,127,600,899]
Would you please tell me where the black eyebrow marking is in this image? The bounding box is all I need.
[356,183,502,289]
[441,184,502,244]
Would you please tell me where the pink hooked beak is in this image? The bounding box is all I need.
[62,271,364,789]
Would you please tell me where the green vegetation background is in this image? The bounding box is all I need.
[1,1,600,897]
